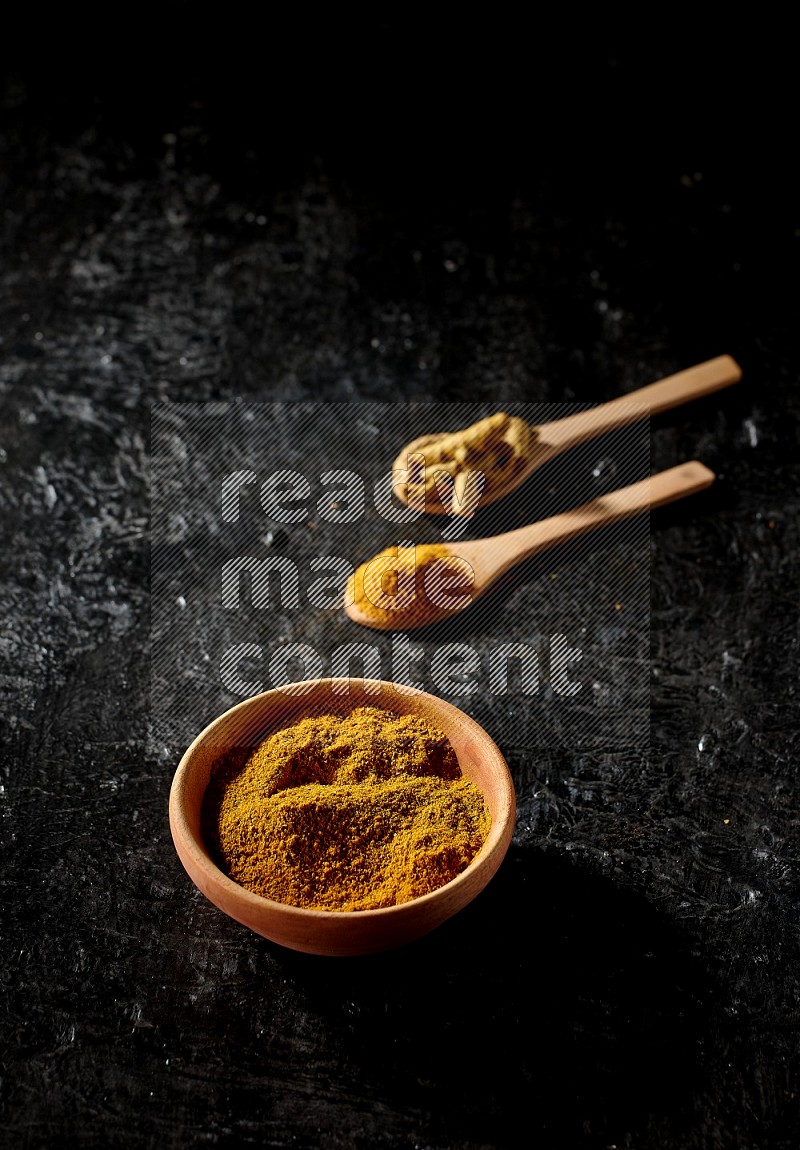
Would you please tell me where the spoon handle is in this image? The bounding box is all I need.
[486,461,716,571]
[542,355,741,450]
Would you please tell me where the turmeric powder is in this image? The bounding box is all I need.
[203,705,490,911]
[346,543,475,628]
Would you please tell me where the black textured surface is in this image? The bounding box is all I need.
[2,18,799,1150]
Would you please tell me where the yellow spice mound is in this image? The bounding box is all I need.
[347,544,474,628]
[203,706,491,912]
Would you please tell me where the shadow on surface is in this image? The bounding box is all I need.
[286,846,716,1148]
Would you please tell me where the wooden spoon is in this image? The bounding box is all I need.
[345,460,715,631]
[393,355,740,515]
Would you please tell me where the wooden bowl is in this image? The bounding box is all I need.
[169,678,516,957]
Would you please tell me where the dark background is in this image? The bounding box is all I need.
[2,11,799,1149]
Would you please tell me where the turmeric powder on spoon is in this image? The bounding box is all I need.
[346,543,475,629]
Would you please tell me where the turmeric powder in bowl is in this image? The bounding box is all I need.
[202,705,491,912]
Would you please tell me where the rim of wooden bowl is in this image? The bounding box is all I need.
[169,677,516,957]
